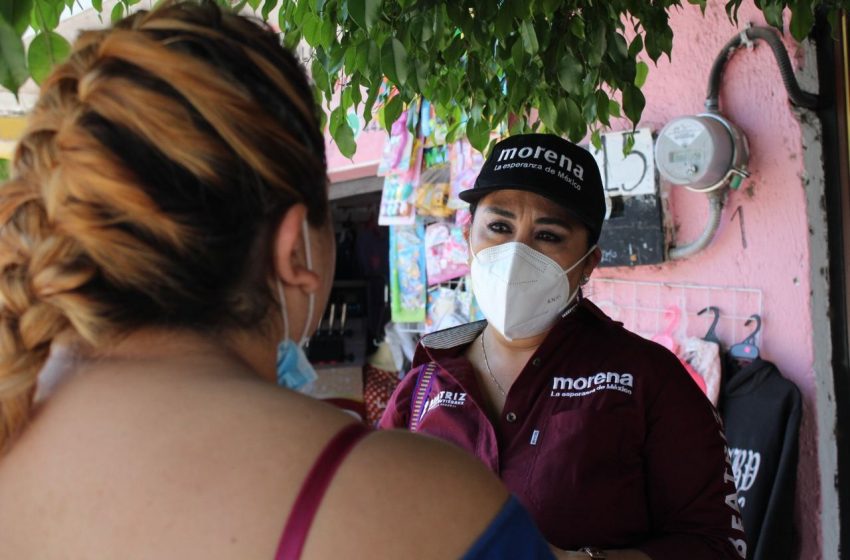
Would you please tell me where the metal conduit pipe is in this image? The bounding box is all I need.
[669,190,725,260]
[705,26,819,112]
[667,26,818,260]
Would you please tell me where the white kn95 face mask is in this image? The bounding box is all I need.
[470,242,596,341]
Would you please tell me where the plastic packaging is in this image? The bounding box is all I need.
[448,139,485,209]
[415,164,453,219]
[425,221,470,284]
[378,140,424,226]
[377,107,415,177]
[389,222,427,323]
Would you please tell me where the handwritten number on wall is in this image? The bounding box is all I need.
[730,205,748,249]
[597,134,649,195]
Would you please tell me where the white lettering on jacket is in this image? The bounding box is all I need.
[729,447,761,493]
[713,408,747,559]
[422,391,467,415]
[549,372,634,398]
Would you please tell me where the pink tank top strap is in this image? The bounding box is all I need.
[275,422,370,560]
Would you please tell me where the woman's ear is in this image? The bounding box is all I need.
[583,246,603,277]
[272,204,321,294]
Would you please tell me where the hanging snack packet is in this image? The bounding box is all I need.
[425,285,467,334]
[415,164,453,219]
[425,222,470,285]
[456,275,484,322]
[448,139,485,209]
[420,100,434,140]
[377,105,414,176]
[424,145,449,168]
[389,223,427,323]
[378,140,424,226]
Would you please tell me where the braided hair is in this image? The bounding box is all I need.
[0,0,328,451]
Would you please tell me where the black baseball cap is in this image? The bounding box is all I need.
[459,134,606,243]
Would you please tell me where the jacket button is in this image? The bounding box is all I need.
[506,412,517,423]
[532,358,542,366]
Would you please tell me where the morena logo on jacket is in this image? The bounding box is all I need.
[550,372,634,397]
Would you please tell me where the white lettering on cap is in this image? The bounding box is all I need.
[496,144,585,182]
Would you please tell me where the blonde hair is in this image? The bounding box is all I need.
[0,0,328,451]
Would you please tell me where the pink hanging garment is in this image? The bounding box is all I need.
[682,337,722,406]
[651,306,709,396]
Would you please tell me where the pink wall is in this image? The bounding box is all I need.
[594,2,821,558]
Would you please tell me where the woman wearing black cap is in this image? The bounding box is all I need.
[380,134,747,560]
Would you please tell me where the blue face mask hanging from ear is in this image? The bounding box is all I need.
[275,220,319,392]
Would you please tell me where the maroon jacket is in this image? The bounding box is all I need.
[379,299,747,559]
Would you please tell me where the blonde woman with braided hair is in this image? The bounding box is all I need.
[0,2,556,559]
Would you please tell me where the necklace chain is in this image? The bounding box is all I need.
[480,330,507,396]
[478,299,582,399]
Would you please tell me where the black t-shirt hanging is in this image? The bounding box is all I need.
[720,357,802,560]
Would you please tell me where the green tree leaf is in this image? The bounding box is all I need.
[318,16,335,49]
[27,31,70,85]
[330,107,356,158]
[628,35,643,59]
[762,4,784,29]
[687,0,707,14]
[0,17,27,96]
[510,36,526,71]
[363,83,380,126]
[622,83,645,125]
[557,54,582,96]
[261,0,278,21]
[519,19,539,55]
[634,61,649,87]
[110,2,124,24]
[568,17,585,40]
[301,13,321,45]
[587,23,606,66]
[538,96,557,131]
[466,117,490,152]
[494,8,513,39]
[382,94,403,133]
[540,0,560,18]
[310,58,331,97]
[568,108,586,141]
[349,0,380,32]
[582,95,597,124]
[31,0,63,31]
[789,1,815,41]
[3,0,836,159]
[596,90,610,126]
[623,131,636,155]
[381,37,408,87]
[610,32,628,60]
[590,128,602,151]
[0,0,34,35]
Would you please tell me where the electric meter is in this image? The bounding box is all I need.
[654,112,749,192]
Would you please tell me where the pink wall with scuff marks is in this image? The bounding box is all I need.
[594,2,821,558]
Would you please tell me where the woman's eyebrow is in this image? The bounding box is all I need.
[484,207,516,219]
[536,217,572,229]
